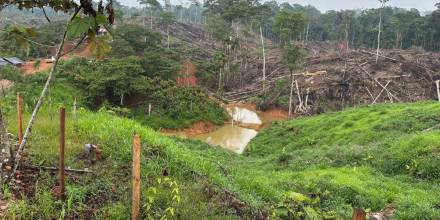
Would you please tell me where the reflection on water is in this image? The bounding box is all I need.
[194,105,262,154]
[195,125,258,154]
[227,106,262,125]
[163,103,287,154]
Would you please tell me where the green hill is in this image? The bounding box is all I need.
[4,102,440,219]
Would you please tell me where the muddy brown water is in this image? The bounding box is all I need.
[163,104,287,154]
[194,125,258,154]
[192,104,287,154]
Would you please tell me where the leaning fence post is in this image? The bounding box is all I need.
[352,207,366,220]
[17,93,23,145]
[132,134,141,220]
[59,107,66,200]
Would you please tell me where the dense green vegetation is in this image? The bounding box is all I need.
[203,1,440,51]
[256,2,440,51]
[0,19,228,129]
[5,1,440,61]
[0,57,227,130]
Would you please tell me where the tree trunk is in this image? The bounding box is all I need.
[400,33,403,49]
[295,78,303,108]
[376,3,384,64]
[436,80,440,102]
[218,68,222,93]
[150,8,153,29]
[305,23,310,42]
[345,23,349,51]
[167,26,170,49]
[288,72,294,119]
[10,7,82,179]
[260,25,266,98]
[143,8,147,27]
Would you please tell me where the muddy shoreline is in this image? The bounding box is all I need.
[162,103,288,153]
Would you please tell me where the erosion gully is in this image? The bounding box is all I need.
[165,103,288,154]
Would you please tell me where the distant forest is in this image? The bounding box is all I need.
[1,1,440,51]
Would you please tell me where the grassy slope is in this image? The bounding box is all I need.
[5,100,440,219]
[246,102,440,218]
[3,108,240,219]
[87,101,440,219]
[169,102,440,219]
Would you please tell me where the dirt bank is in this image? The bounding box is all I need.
[226,103,288,129]
[21,60,53,75]
[161,121,217,137]
[20,43,93,75]
[259,108,289,123]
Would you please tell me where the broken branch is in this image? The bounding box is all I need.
[358,64,402,102]
[371,81,391,104]
[22,165,93,173]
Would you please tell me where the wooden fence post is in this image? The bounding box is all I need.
[17,93,23,145]
[435,80,440,102]
[132,134,141,220]
[352,208,366,220]
[59,107,66,200]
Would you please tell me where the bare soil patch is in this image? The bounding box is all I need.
[162,121,217,137]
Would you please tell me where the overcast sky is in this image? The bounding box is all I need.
[119,0,438,12]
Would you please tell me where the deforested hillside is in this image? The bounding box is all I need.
[140,17,440,116]
[223,42,440,114]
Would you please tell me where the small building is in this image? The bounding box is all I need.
[4,57,24,67]
[0,58,8,67]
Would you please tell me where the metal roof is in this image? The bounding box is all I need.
[0,57,9,66]
[4,57,24,65]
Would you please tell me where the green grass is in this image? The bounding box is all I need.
[249,102,440,156]
[4,93,440,219]
[3,107,242,219]
[166,102,440,219]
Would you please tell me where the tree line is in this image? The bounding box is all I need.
[136,0,440,51]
